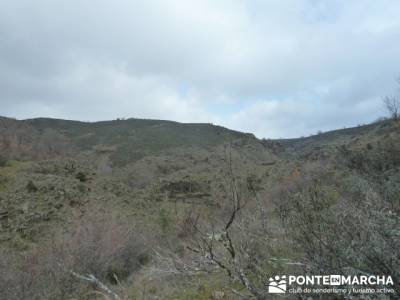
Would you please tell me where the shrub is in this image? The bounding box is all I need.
[278,162,400,296]
[26,180,38,192]
[54,210,149,284]
[339,136,400,176]
[0,208,151,299]
[0,154,7,167]
[75,171,88,182]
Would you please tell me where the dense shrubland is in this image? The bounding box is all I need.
[277,127,400,298]
[0,209,150,300]
[0,118,399,299]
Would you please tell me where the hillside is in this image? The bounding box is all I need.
[0,116,399,299]
[1,117,258,165]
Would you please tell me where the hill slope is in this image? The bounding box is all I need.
[1,117,258,165]
[0,116,399,299]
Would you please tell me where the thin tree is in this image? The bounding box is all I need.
[383,95,399,120]
[156,145,277,299]
[383,77,400,120]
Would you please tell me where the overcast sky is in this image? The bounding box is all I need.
[1,0,400,138]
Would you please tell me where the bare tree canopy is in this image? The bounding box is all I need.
[383,78,400,120]
[383,96,400,120]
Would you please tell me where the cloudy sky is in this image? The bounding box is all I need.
[1,0,400,138]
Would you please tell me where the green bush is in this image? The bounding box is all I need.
[75,171,88,182]
[0,155,7,167]
[26,180,38,192]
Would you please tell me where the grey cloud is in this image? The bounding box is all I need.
[0,0,400,137]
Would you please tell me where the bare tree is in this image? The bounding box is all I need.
[383,95,400,120]
[383,77,400,120]
[155,147,281,299]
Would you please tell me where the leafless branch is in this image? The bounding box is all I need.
[383,95,400,120]
[65,268,122,300]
